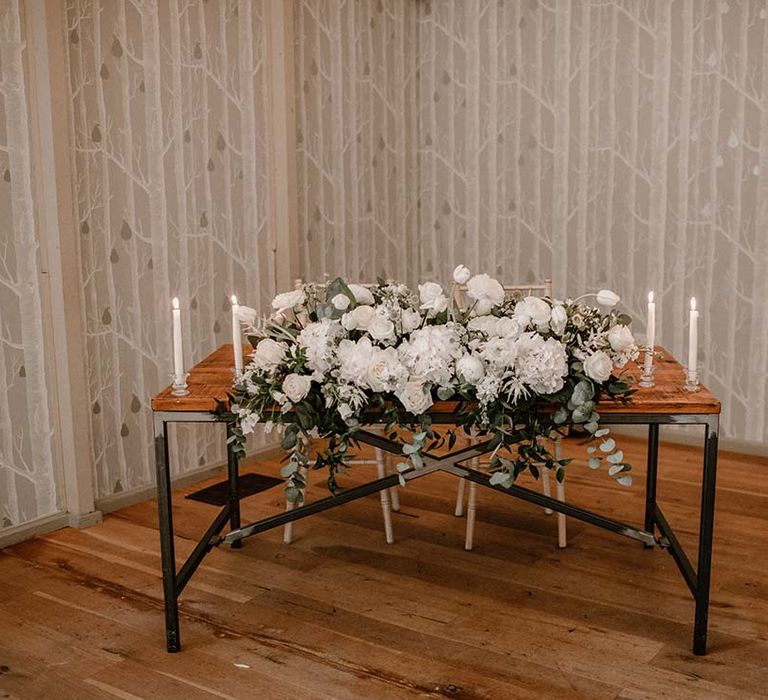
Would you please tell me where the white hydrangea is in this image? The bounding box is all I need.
[297,319,343,373]
[399,323,463,386]
[515,333,569,395]
[336,337,374,387]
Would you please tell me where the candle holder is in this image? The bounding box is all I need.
[683,367,700,393]
[171,372,189,397]
[639,351,656,388]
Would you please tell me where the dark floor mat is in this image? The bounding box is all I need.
[186,472,283,506]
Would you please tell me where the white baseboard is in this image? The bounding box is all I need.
[0,512,70,549]
[610,424,767,457]
[95,441,283,514]
[1,442,282,549]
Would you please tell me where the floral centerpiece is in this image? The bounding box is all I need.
[225,267,638,504]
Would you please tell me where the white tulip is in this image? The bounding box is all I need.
[453,264,471,284]
[596,289,620,307]
[347,284,375,306]
[550,304,568,335]
[418,282,448,316]
[271,289,306,312]
[607,324,635,353]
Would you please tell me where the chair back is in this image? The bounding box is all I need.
[452,279,552,306]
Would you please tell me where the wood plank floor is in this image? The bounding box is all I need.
[1,434,767,699]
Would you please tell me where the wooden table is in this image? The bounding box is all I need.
[151,345,721,655]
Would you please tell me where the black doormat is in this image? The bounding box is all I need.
[186,473,283,506]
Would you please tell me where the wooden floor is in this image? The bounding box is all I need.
[1,434,767,699]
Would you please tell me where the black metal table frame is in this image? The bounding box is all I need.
[153,409,719,655]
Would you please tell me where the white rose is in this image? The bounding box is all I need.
[253,338,287,371]
[282,373,312,403]
[331,293,351,310]
[235,305,258,327]
[341,304,375,331]
[514,296,551,329]
[396,379,433,415]
[596,289,620,307]
[367,347,406,392]
[401,308,422,333]
[583,350,613,383]
[347,284,375,306]
[368,311,396,342]
[550,304,568,335]
[271,289,306,312]
[453,264,471,284]
[466,274,505,312]
[607,324,635,353]
[456,354,485,385]
[418,282,448,316]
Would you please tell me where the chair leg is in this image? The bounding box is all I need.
[385,457,400,512]
[553,437,566,548]
[283,464,308,545]
[465,482,477,551]
[455,477,466,517]
[541,467,553,515]
[375,448,394,544]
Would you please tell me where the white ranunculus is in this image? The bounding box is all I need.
[397,379,433,415]
[418,282,448,316]
[253,338,287,371]
[453,264,471,284]
[596,289,620,307]
[282,373,312,403]
[583,350,613,383]
[514,296,551,329]
[401,308,422,333]
[607,324,635,353]
[550,304,567,335]
[466,274,505,312]
[331,293,351,311]
[347,284,375,306]
[341,304,375,331]
[235,305,258,327]
[367,347,406,392]
[456,354,485,384]
[368,310,396,343]
[271,289,306,312]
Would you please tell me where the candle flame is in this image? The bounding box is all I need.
[691,297,696,311]
[648,291,654,303]
[172,297,180,309]
[231,294,238,306]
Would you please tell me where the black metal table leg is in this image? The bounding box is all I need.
[226,424,242,549]
[693,415,719,655]
[153,416,180,652]
[644,424,660,548]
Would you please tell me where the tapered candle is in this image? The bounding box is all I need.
[172,297,184,383]
[688,297,698,375]
[646,291,656,351]
[231,295,243,377]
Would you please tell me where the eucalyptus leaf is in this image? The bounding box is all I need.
[606,450,624,464]
[600,438,616,452]
[608,463,623,476]
[285,486,300,503]
[553,407,568,425]
[489,471,508,486]
[584,421,599,434]
[396,462,410,473]
[280,462,298,478]
[616,475,633,486]
[594,428,610,438]
[410,452,423,469]
[437,386,455,400]
[588,457,601,469]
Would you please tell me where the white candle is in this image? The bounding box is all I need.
[646,291,656,351]
[688,297,698,375]
[231,295,243,377]
[172,297,184,383]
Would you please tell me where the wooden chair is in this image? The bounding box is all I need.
[452,279,567,550]
[282,279,399,545]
